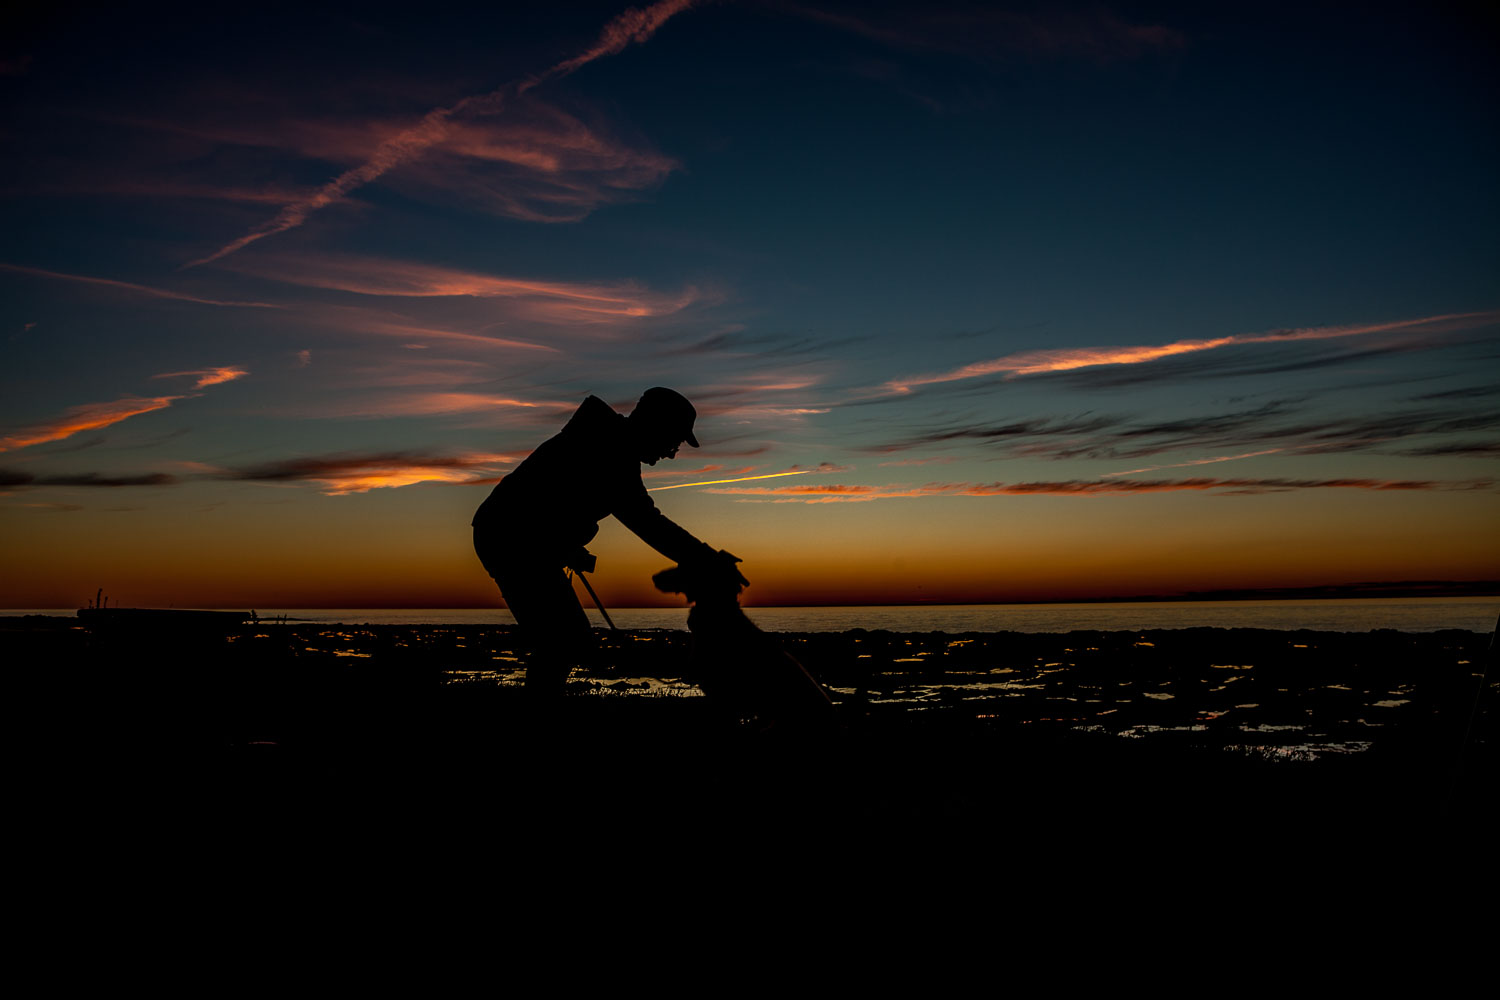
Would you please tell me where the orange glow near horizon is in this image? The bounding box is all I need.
[12,480,1486,610]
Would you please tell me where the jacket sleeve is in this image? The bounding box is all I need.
[613,483,714,564]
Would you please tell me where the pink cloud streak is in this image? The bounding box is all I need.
[109,100,675,225]
[705,477,1482,502]
[231,254,699,323]
[152,366,249,389]
[405,106,679,223]
[305,306,558,352]
[186,0,698,267]
[542,0,697,81]
[0,396,182,453]
[884,310,1500,393]
[232,451,516,495]
[0,263,280,308]
[297,391,576,420]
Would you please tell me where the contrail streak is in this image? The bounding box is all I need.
[186,0,697,268]
[0,263,280,308]
[1102,448,1284,478]
[649,469,814,492]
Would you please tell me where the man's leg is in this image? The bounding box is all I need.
[495,564,593,696]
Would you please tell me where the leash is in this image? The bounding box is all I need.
[569,568,618,632]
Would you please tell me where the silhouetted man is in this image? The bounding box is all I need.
[473,387,742,694]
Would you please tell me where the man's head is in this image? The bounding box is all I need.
[628,386,699,465]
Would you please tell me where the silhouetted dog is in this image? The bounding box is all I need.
[654,555,838,732]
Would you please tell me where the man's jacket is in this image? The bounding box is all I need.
[472,396,710,566]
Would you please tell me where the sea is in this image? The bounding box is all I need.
[13,595,1497,632]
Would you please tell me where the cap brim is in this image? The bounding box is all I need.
[685,431,700,448]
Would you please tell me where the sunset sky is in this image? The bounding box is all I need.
[2,1,1496,609]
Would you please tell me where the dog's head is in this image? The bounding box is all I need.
[653,550,747,606]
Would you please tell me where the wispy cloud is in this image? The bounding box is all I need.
[874,399,1500,463]
[687,372,837,422]
[303,305,559,352]
[0,263,280,308]
[98,95,677,225]
[1411,384,1498,402]
[152,366,248,389]
[0,469,178,488]
[227,254,700,324]
[707,477,1489,503]
[1397,441,1500,457]
[544,0,697,78]
[878,456,956,467]
[339,359,492,389]
[396,101,678,224]
[0,396,182,453]
[1,361,256,452]
[883,311,1500,394]
[4,453,512,493]
[308,391,576,419]
[728,406,832,417]
[957,478,1483,496]
[643,463,729,480]
[872,413,1117,451]
[187,0,698,267]
[19,176,319,205]
[226,451,515,494]
[1102,448,1284,478]
[694,374,826,398]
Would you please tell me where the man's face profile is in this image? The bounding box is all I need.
[628,388,695,465]
[641,435,682,465]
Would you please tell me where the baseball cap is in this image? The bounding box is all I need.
[635,387,699,448]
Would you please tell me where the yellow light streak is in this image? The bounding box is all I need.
[648,470,814,492]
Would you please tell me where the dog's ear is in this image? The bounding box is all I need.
[652,566,687,594]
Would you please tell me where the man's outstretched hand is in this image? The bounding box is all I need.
[655,548,750,601]
[709,549,750,589]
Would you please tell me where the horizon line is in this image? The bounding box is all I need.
[7,585,1497,614]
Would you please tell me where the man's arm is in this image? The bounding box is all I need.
[613,488,715,565]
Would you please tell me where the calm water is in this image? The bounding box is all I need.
[16,596,1495,632]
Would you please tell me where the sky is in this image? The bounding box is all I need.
[2,1,1496,609]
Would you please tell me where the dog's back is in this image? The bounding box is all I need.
[654,561,838,731]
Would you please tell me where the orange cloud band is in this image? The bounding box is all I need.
[152,366,249,389]
[231,451,515,495]
[0,396,181,453]
[705,477,1485,502]
[885,310,1500,393]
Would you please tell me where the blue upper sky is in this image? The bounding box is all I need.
[2,2,1496,606]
